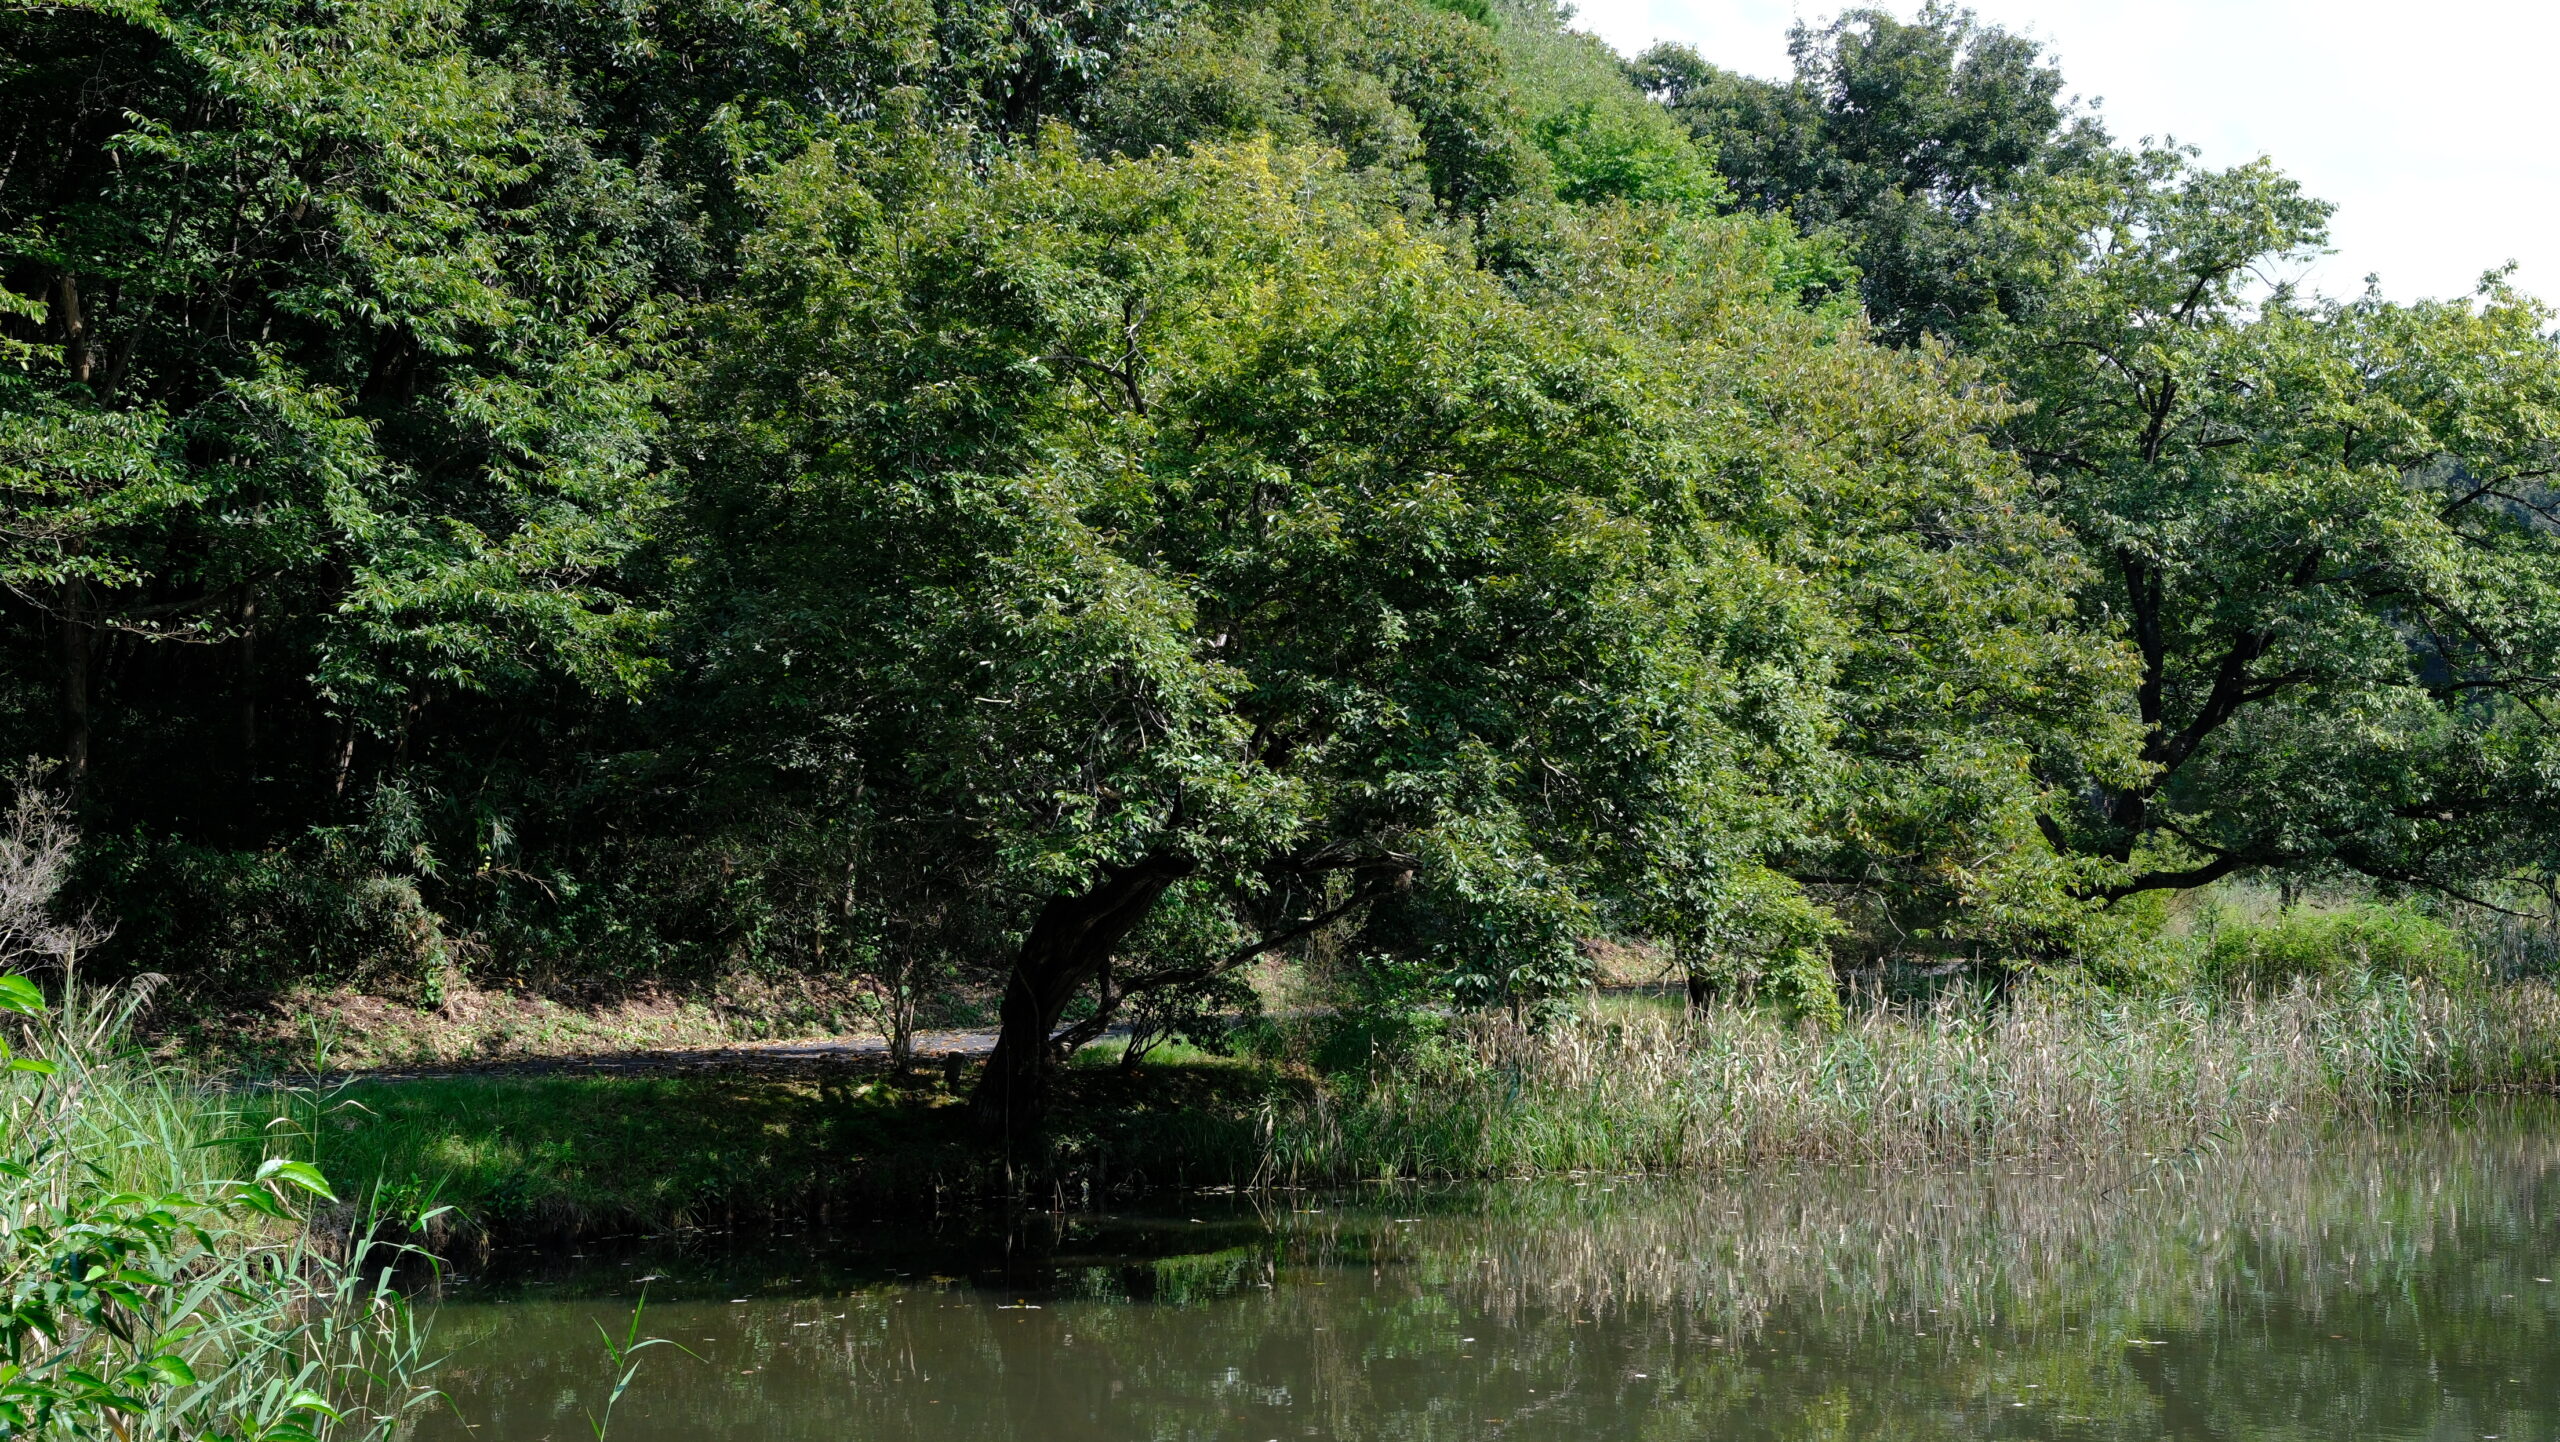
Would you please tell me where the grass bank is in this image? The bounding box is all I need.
[249,974,2560,1244]
[241,1058,1296,1242]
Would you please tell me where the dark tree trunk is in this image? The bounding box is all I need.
[1685,969,1717,1011]
[325,722,357,800]
[236,588,259,771]
[56,580,92,797]
[971,852,1192,1142]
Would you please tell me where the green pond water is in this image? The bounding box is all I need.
[413,1105,2560,1440]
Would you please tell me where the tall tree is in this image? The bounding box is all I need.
[678,124,2122,1133]
[1994,148,2560,901]
[1636,2,2108,342]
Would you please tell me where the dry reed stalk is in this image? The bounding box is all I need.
[1273,981,2560,1181]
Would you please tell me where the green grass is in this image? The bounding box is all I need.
[236,1057,1296,1239]
[257,1073,978,1233]
[236,970,2560,1244]
[1067,1036,1237,1068]
[2193,901,2473,991]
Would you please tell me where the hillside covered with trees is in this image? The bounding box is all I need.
[10,0,2560,1130]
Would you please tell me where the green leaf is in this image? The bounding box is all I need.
[283,1388,344,1418]
[0,976,43,1017]
[254,1158,339,1202]
[231,1188,290,1221]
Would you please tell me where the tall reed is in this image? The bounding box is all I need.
[1271,980,2560,1181]
[0,972,433,1441]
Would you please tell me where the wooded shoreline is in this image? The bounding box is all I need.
[14,0,2560,1431]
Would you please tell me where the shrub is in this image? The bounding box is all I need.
[2195,903,2475,993]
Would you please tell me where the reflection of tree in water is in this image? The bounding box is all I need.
[413,1105,2560,1441]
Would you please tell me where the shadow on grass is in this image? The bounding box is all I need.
[235,1058,1308,1246]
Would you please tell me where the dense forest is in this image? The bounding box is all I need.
[9,0,2560,1130]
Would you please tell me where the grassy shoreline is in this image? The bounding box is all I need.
[242,976,2560,1248]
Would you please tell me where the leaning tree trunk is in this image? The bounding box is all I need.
[971,853,1191,1143]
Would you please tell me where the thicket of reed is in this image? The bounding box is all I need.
[0,973,436,1442]
[0,779,430,1441]
[1270,979,2560,1181]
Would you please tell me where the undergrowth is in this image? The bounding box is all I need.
[0,975,433,1441]
[1279,977,2560,1181]
[253,973,2560,1240]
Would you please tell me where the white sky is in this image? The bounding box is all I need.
[1566,0,2560,304]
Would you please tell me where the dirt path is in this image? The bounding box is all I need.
[322,983,1685,1086]
[331,1024,1019,1085]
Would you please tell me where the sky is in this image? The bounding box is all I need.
[1565,0,2560,304]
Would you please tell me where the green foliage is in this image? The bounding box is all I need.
[1301,946,1456,1074]
[1637,2,2110,340]
[0,783,424,1436]
[1670,865,1843,1024]
[82,787,455,993]
[0,0,669,721]
[1086,0,1539,214]
[1490,0,1721,212]
[10,0,2560,1093]
[2193,903,2476,994]
[0,976,426,1441]
[1086,0,1719,219]
[1990,146,2560,903]
[674,114,2126,1084]
[0,0,688,999]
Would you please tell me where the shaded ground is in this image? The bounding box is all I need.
[332,1025,1015,1084]
[153,975,958,1078]
[253,1054,1296,1242]
[171,944,1679,1079]
[304,984,1684,1085]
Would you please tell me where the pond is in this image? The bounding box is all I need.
[412,1103,2560,1440]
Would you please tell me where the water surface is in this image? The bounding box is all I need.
[416,1105,2560,1440]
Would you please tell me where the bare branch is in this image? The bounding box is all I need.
[0,766,106,973]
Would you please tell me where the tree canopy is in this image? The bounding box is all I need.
[1988,149,2560,903]
[1637,2,2109,341]
[7,0,2560,1129]
[672,129,2122,1124]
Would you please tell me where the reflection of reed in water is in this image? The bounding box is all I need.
[1273,983,2560,1180]
[413,1105,2560,1442]
[1250,1106,2560,1439]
